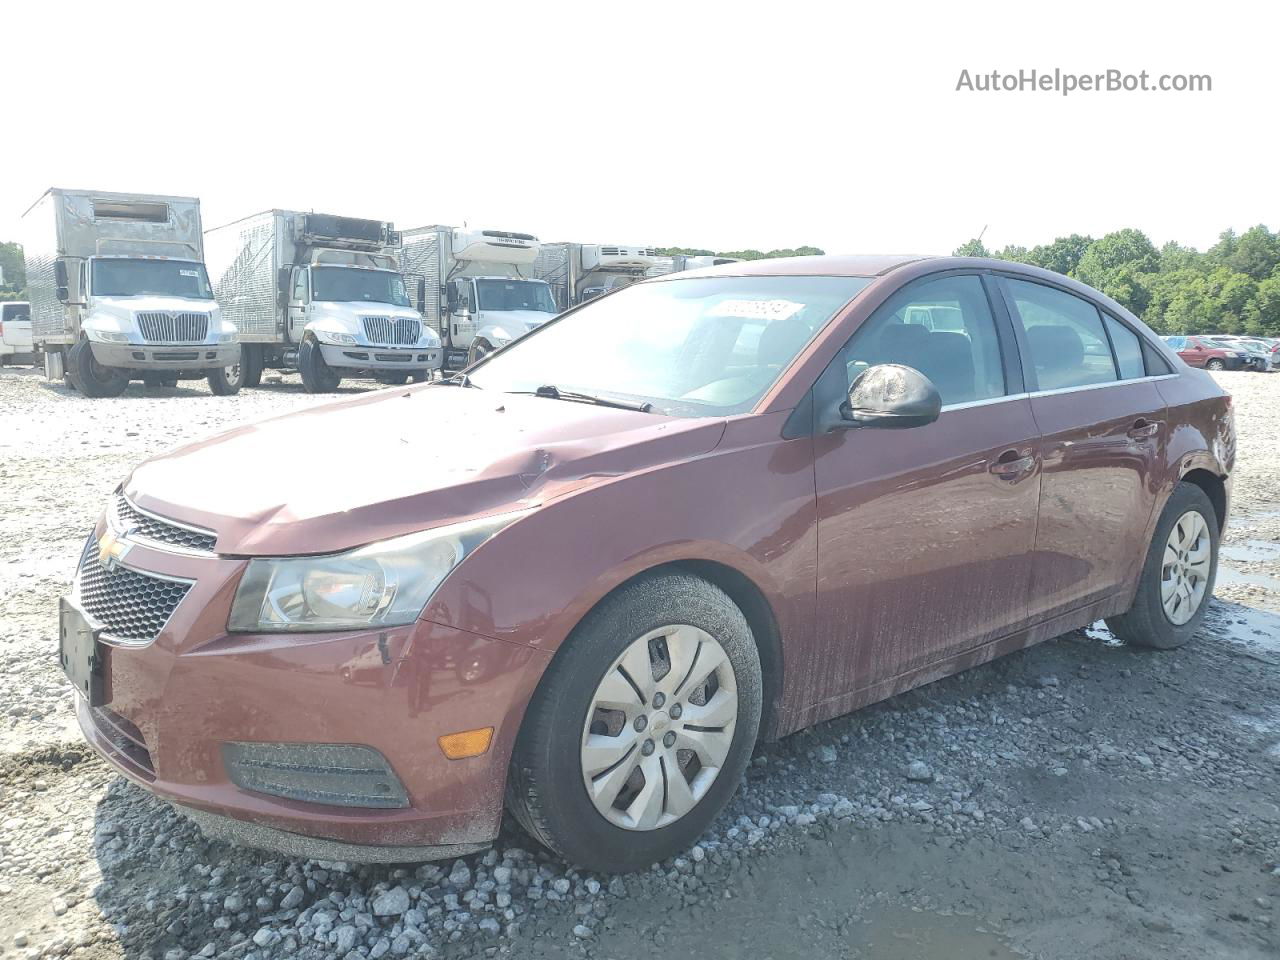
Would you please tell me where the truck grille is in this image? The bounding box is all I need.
[75,537,192,644]
[110,493,217,553]
[362,316,420,346]
[137,312,210,344]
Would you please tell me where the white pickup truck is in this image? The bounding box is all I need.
[0,301,32,365]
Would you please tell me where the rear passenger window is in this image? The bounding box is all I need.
[1104,315,1145,379]
[1005,279,1117,390]
[843,274,1005,405]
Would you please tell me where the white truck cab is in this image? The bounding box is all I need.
[401,227,558,371]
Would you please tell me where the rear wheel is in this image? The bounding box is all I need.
[240,344,263,388]
[507,572,761,872]
[1105,482,1219,649]
[1206,358,1225,370]
[68,341,128,398]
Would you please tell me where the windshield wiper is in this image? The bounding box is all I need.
[517,384,652,413]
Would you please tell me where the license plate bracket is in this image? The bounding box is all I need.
[59,597,109,706]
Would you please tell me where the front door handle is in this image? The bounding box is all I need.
[1127,418,1161,440]
[989,449,1036,479]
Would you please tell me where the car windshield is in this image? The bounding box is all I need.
[476,279,557,314]
[468,275,872,417]
[311,267,411,307]
[91,259,214,299]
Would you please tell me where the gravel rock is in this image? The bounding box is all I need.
[905,760,934,782]
[371,886,411,917]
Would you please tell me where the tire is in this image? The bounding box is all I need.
[507,572,762,873]
[466,339,493,367]
[1205,358,1225,370]
[1105,482,1219,649]
[68,341,128,398]
[298,338,342,393]
[241,344,263,388]
[206,361,243,396]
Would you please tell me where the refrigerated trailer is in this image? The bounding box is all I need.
[399,226,558,371]
[532,243,660,312]
[204,211,441,392]
[646,254,742,278]
[22,188,241,397]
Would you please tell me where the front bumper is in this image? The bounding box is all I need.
[70,523,548,859]
[318,344,442,372]
[88,341,240,371]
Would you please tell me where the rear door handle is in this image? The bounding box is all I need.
[989,449,1036,479]
[1127,418,1161,439]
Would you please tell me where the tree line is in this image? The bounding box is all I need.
[954,226,1280,336]
[658,246,825,261]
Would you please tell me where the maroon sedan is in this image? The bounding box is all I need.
[60,255,1233,872]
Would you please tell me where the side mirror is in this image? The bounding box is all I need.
[278,268,291,308]
[416,278,427,309]
[54,260,69,287]
[56,286,70,302]
[839,363,941,430]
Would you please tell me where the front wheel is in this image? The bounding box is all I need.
[1205,358,1225,371]
[466,339,494,367]
[507,572,761,873]
[68,341,128,398]
[1105,482,1219,649]
[298,338,342,393]
[206,361,243,396]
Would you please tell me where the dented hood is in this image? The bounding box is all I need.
[125,386,726,556]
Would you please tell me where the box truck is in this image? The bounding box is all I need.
[399,226,558,370]
[204,211,441,392]
[532,243,660,313]
[646,254,741,278]
[22,188,241,397]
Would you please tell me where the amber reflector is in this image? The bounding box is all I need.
[438,727,494,760]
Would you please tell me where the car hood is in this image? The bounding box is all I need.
[125,386,726,556]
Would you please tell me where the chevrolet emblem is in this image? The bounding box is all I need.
[98,527,135,574]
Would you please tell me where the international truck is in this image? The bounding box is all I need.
[204,211,441,392]
[532,243,661,313]
[22,188,241,397]
[399,226,558,370]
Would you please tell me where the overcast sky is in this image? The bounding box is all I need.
[3,0,1274,257]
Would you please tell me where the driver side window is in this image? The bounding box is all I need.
[291,268,308,303]
[841,274,1007,406]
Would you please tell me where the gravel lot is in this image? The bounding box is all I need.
[1,366,1277,960]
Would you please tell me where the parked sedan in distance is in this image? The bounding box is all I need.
[0,301,32,365]
[1162,335,1249,370]
[61,255,1233,872]
[1212,335,1279,371]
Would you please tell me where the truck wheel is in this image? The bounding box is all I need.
[1105,482,1219,649]
[299,338,342,393]
[68,341,128,398]
[240,344,263,388]
[466,339,494,366]
[206,361,243,396]
[506,572,762,872]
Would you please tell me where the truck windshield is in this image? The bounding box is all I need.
[91,259,214,299]
[469,275,872,417]
[312,267,411,307]
[476,279,557,314]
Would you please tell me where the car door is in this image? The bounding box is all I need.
[287,266,309,342]
[810,272,1041,698]
[997,275,1168,621]
[1180,337,1208,367]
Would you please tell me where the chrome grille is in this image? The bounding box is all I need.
[75,537,192,644]
[362,316,421,346]
[136,312,209,343]
[110,494,216,553]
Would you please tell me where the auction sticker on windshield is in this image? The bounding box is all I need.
[708,299,805,321]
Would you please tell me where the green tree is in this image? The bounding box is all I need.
[952,238,990,258]
[1246,269,1280,335]
[1075,230,1160,314]
[0,242,25,296]
[1219,225,1280,281]
[1026,234,1093,276]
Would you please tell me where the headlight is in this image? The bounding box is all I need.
[317,331,358,346]
[418,329,441,347]
[228,509,531,633]
[89,329,131,344]
[218,332,238,343]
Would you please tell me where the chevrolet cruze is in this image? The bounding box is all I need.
[60,255,1233,872]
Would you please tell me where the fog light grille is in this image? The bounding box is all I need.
[222,742,409,808]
